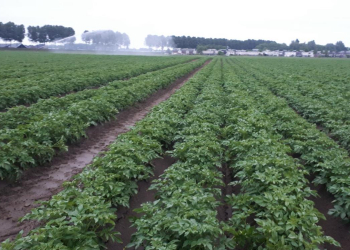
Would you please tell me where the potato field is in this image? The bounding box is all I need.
[1,51,350,250]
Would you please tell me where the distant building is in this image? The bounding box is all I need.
[235,50,261,56]
[0,43,26,49]
[284,51,297,57]
[301,51,314,57]
[296,51,303,57]
[202,49,218,55]
[185,48,197,55]
[226,49,236,56]
[263,50,279,57]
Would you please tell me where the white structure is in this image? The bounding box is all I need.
[263,50,279,56]
[301,51,314,57]
[235,50,261,56]
[185,48,197,55]
[284,51,297,57]
[172,48,181,55]
[202,49,218,55]
[226,49,236,56]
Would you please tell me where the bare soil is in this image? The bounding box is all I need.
[0,60,209,242]
[217,163,234,222]
[308,176,350,250]
[106,155,177,250]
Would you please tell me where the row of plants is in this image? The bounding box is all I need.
[0,58,217,249]
[128,59,336,249]
[229,59,350,224]
[0,51,142,80]
[0,59,208,181]
[0,58,207,130]
[221,62,338,249]
[233,57,350,152]
[128,59,233,249]
[0,54,195,109]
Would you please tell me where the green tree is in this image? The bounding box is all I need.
[122,33,130,49]
[335,41,346,52]
[27,25,75,43]
[325,43,336,52]
[289,39,300,50]
[307,40,316,51]
[0,22,25,42]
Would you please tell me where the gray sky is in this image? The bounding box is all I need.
[1,0,349,48]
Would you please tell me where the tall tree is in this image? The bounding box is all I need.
[115,31,123,47]
[325,43,336,52]
[27,25,75,43]
[27,26,40,42]
[81,30,129,48]
[122,33,130,48]
[145,35,173,49]
[289,39,300,50]
[335,41,346,52]
[0,22,25,42]
[307,40,316,51]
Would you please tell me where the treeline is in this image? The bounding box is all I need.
[172,36,274,50]
[82,30,130,48]
[0,21,131,47]
[171,36,348,52]
[0,22,25,42]
[144,35,174,50]
[0,21,75,43]
[27,25,75,43]
[258,39,347,52]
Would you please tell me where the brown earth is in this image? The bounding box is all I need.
[106,155,177,250]
[0,60,210,242]
[308,176,350,250]
[217,163,234,223]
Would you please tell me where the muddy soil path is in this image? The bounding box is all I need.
[106,155,176,250]
[217,163,234,222]
[307,176,350,250]
[0,60,210,242]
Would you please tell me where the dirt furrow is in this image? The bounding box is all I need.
[106,155,177,250]
[0,61,209,241]
[217,163,234,222]
[307,175,350,250]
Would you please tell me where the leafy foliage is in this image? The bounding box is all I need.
[0,52,196,109]
[0,59,216,250]
[230,57,350,224]
[0,58,207,180]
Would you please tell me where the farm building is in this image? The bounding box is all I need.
[263,50,279,57]
[284,51,297,57]
[301,51,314,57]
[172,48,182,54]
[226,49,236,56]
[202,49,218,55]
[235,50,261,56]
[0,43,26,49]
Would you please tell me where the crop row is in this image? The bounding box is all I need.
[129,59,231,249]
[0,55,195,109]
[0,58,207,180]
[222,61,338,249]
[128,58,337,249]
[0,58,206,130]
[229,58,350,223]
[0,59,217,249]
[0,51,151,80]
[233,58,350,152]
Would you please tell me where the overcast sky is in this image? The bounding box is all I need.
[1,0,349,48]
